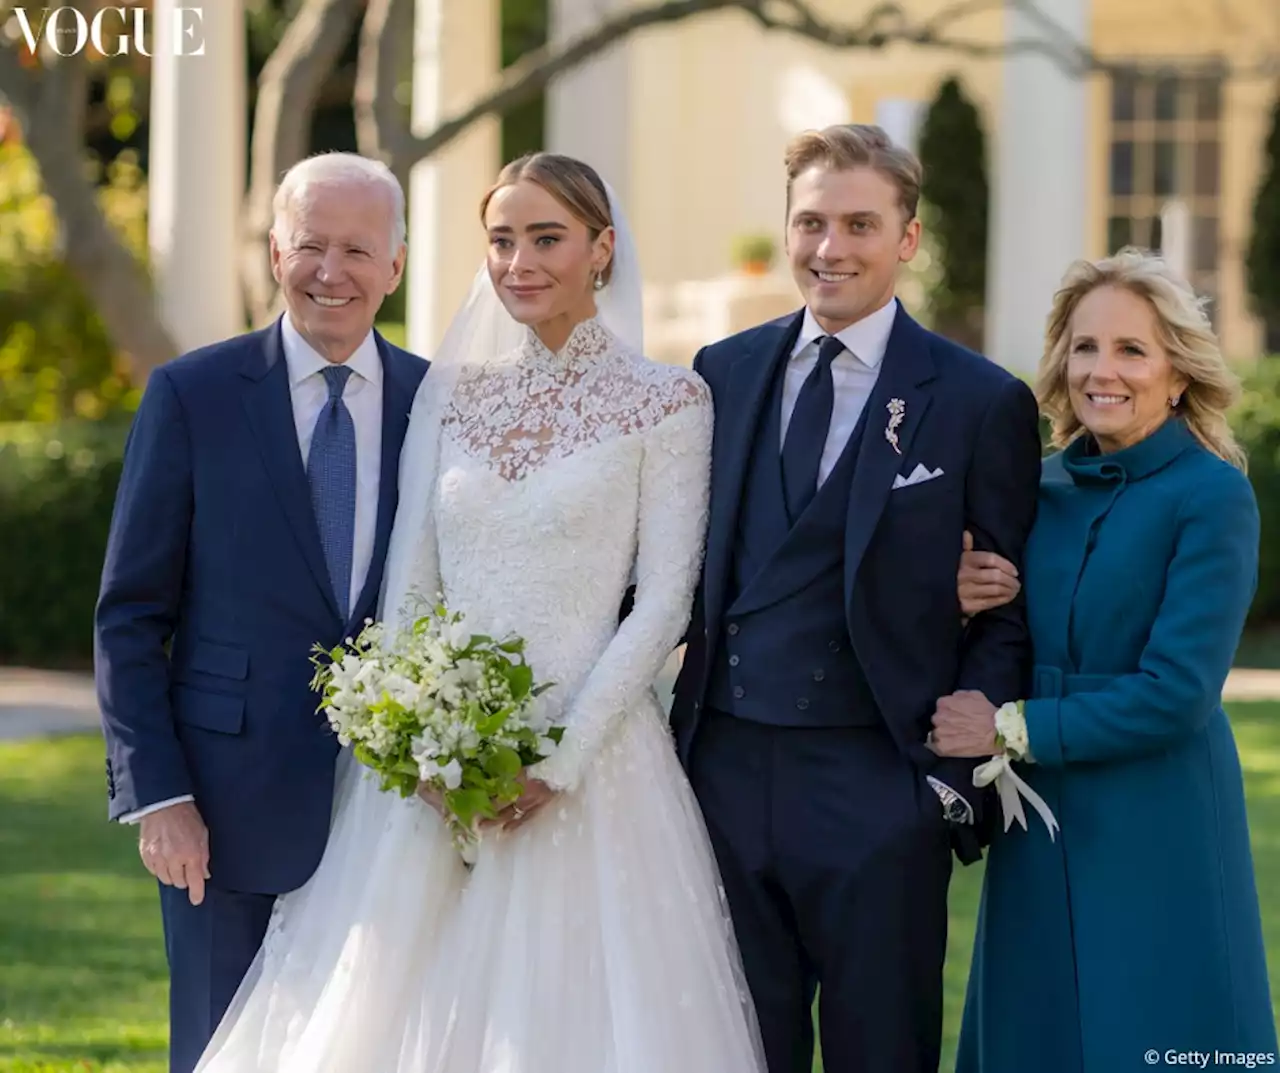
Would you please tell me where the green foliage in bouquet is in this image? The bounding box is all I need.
[309,601,560,852]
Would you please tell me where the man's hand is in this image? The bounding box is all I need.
[957,530,1021,617]
[138,801,210,906]
[929,690,1000,758]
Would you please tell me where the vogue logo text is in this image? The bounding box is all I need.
[7,6,205,57]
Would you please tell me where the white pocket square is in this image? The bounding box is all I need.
[892,464,944,490]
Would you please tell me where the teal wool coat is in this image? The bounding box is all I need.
[958,418,1276,1072]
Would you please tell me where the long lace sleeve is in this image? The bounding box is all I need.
[530,376,713,793]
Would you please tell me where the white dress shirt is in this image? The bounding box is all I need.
[120,317,384,826]
[779,298,898,481]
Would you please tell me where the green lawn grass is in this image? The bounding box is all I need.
[4,707,1280,1073]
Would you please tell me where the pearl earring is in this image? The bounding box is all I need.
[1169,394,1181,408]
[593,274,605,291]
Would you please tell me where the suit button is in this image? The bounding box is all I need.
[796,698,810,711]
[733,686,745,699]
[693,701,701,711]
[828,640,841,652]
[729,655,740,667]
[813,669,825,682]
[727,624,740,636]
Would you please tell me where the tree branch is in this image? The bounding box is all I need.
[353,0,413,187]
[241,0,366,325]
[377,0,1089,174]
[385,0,752,174]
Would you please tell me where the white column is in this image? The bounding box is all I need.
[876,99,926,155]
[986,0,1090,374]
[1160,199,1192,281]
[547,0,631,206]
[148,0,244,352]
[407,0,500,357]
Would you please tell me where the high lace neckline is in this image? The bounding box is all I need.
[1062,416,1197,484]
[519,316,615,368]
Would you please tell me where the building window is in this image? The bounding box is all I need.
[1107,66,1223,320]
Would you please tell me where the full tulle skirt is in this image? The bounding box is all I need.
[194,697,766,1073]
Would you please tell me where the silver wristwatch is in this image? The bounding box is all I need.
[927,776,974,824]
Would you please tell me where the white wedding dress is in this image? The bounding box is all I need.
[193,315,766,1073]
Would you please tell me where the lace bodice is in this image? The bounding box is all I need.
[442,317,706,482]
[431,317,712,792]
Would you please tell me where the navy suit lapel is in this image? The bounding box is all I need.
[703,312,804,631]
[843,307,937,607]
[349,336,418,628]
[240,319,343,622]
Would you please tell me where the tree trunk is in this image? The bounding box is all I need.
[1,43,179,383]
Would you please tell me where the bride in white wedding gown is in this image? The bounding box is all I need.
[193,154,766,1073]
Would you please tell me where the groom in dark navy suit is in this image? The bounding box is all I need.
[94,154,428,1073]
[671,125,1042,1073]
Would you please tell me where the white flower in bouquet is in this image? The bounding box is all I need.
[310,597,560,858]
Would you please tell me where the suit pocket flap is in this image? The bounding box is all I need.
[187,640,249,681]
[173,685,245,735]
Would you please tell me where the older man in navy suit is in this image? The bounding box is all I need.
[671,125,1042,1073]
[94,153,428,1073]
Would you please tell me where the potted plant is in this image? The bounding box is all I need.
[732,233,776,276]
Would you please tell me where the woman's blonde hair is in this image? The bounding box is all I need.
[1036,247,1246,470]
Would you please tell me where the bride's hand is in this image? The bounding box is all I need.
[416,783,445,814]
[489,772,556,832]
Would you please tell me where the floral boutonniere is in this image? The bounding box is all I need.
[885,398,906,454]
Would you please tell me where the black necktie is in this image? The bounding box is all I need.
[781,335,846,520]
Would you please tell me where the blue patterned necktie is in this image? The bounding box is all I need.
[307,364,357,620]
[781,335,846,520]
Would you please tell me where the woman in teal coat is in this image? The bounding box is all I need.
[937,248,1276,1072]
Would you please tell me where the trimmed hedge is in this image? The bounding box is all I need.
[1230,359,1280,623]
[0,421,126,667]
[4,361,1280,667]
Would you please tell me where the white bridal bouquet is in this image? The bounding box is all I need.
[309,599,560,860]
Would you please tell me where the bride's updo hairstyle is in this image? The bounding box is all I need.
[479,153,616,284]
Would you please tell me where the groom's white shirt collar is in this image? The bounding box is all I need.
[281,314,383,387]
[792,296,898,368]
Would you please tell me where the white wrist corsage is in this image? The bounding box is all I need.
[994,700,1032,761]
[973,701,1060,839]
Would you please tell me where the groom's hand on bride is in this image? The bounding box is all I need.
[957,529,1020,617]
[138,801,210,906]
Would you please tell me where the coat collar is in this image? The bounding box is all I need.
[1062,417,1199,485]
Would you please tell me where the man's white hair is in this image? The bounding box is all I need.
[272,152,407,252]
